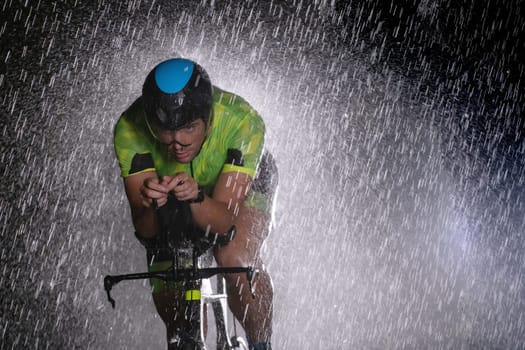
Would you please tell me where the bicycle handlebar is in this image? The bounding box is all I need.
[103,225,258,308]
[104,266,256,308]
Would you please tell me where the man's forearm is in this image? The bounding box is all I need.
[190,196,238,234]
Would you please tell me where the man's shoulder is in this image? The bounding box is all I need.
[212,87,264,130]
[115,98,145,133]
[114,97,152,148]
[213,87,257,114]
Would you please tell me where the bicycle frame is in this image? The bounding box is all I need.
[104,229,255,350]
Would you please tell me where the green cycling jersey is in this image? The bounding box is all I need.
[114,87,265,196]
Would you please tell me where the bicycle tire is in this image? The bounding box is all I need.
[168,339,205,350]
[231,336,249,350]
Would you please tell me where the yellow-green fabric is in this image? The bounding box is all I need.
[114,87,265,193]
[147,260,182,293]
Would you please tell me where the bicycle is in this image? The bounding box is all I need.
[104,200,256,350]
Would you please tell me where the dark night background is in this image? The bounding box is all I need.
[1,0,524,349]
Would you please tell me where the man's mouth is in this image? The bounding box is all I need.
[174,150,190,160]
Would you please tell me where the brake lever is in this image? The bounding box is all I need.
[104,276,116,308]
[247,267,257,300]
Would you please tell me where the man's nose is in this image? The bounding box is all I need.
[172,141,186,151]
[171,132,191,148]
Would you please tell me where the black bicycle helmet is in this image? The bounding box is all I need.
[142,58,213,130]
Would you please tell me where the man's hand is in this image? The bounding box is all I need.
[161,172,201,202]
[140,177,169,208]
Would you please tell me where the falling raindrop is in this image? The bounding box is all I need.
[1,0,524,349]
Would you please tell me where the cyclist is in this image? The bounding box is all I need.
[113,58,277,350]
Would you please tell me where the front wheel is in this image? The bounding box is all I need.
[230,336,248,350]
[168,340,205,350]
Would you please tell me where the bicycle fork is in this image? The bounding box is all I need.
[203,276,232,350]
[203,276,250,350]
[169,280,206,350]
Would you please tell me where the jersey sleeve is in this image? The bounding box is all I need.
[221,107,265,178]
[114,109,156,178]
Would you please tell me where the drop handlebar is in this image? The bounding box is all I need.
[103,225,256,308]
[104,265,256,308]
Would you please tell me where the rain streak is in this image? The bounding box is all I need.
[1,0,524,349]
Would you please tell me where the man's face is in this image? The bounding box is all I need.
[149,118,208,163]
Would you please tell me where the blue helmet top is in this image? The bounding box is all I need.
[154,58,194,93]
[142,58,213,130]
